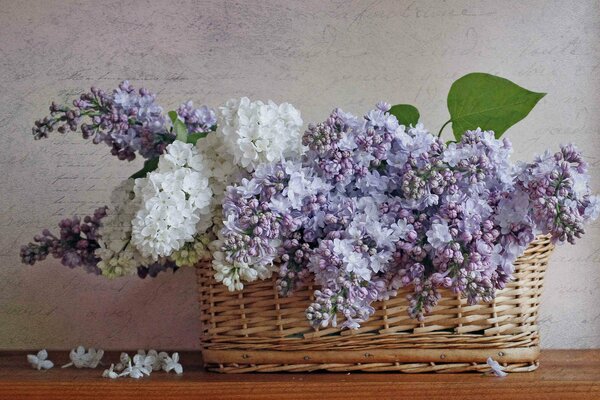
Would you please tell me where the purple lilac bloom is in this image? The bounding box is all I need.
[20,207,107,274]
[219,105,599,329]
[33,81,170,160]
[177,101,217,134]
[32,82,216,162]
[219,180,284,270]
[514,144,598,244]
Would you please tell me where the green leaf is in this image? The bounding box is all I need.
[129,157,159,179]
[168,110,178,124]
[388,104,420,127]
[447,72,545,140]
[186,132,208,145]
[173,119,189,143]
[168,110,190,142]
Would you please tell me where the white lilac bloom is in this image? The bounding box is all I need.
[133,353,157,371]
[114,352,131,372]
[137,349,163,371]
[85,347,104,368]
[195,133,242,203]
[218,97,304,171]
[120,354,154,379]
[102,364,119,379]
[159,352,183,374]
[366,107,400,133]
[132,141,213,259]
[61,346,104,369]
[531,150,557,179]
[486,357,508,377]
[159,139,203,170]
[480,130,514,188]
[27,350,54,370]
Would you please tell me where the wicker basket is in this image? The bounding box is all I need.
[196,235,554,373]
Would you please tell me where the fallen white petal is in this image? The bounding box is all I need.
[37,349,48,360]
[27,350,53,370]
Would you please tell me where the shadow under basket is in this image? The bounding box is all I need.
[196,235,554,373]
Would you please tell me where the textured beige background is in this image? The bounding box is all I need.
[0,0,599,350]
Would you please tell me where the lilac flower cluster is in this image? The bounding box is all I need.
[20,204,180,279]
[26,85,219,278]
[22,80,599,328]
[20,207,108,274]
[177,101,217,134]
[515,145,599,244]
[32,82,216,161]
[216,103,599,329]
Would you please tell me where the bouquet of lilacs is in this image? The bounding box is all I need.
[21,82,304,278]
[215,106,599,328]
[21,73,600,329]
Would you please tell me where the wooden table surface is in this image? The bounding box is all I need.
[0,350,598,399]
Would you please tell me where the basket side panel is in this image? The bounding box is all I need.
[196,235,553,371]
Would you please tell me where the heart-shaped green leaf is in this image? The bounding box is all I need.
[447,73,545,140]
[389,104,420,127]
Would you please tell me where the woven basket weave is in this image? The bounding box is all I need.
[196,235,554,373]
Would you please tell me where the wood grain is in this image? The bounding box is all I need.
[0,350,598,399]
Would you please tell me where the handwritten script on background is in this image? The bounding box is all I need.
[0,0,599,349]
